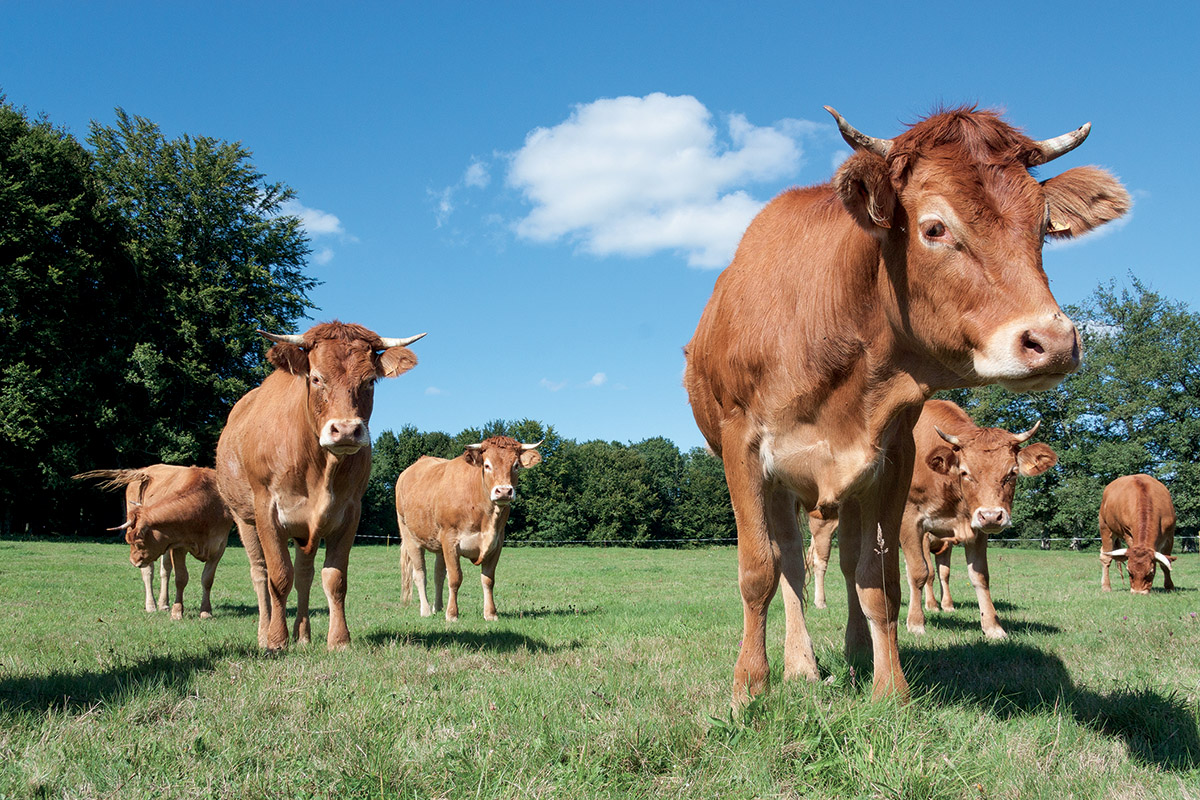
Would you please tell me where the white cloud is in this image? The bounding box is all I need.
[313,247,335,265]
[540,378,567,392]
[507,93,811,269]
[464,161,490,188]
[282,200,344,237]
[425,386,444,396]
[586,372,607,387]
[433,160,493,227]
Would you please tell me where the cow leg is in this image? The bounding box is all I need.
[441,539,463,622]
[1163,535,1175,591]
[408,543,433,617]
[1099,519,1115,591]
[900,508,929,635]
[158,555,172,611]
[838,500,870,664]
[321,521,357,651]
[252,497,293,650]
[433,550,446,613]
[963,537,1005,638]
[772,490,819,682]
[845,429,914,702]
[170,549,188,620]
[197,545,223,619]
[807,513,836,610]
[140,564,157,613]
[936,547,954,611]
[922,534,939,610]
[722,424,779,706]
[480,548,501,622]
[236,518,273,648]
[293,541,316,645]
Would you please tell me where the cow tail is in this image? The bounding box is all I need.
[400,544,412,603]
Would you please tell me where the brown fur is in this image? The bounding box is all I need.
[396,437,541,621]
[216,320,420,650]
[684,106,1128,704]
[74,465,232,619]
[1099,474,1177,594]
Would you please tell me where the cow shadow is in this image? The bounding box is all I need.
[362,628,575,655]
[921,612,1061,636]
[906,641,1200,771]
[504,603,602,619]
[0,643,260,717]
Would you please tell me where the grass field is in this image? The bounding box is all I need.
[1,538,1198,799]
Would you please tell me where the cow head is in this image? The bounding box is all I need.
[261,321,423,456]
[111,505,166,568]
[463,436,543,506]
[1103,546,1175,594]
[927,420,1057,536]
[829,106,1130,393]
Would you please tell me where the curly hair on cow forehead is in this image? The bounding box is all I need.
[891,106,1043,169]
[301,320,383,350]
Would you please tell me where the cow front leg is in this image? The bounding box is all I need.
[900,509,929,635]
[140,564,157,613]
[807,513,836,610]
[722,424,779,706]
[236,519,273,648]
[321,522,357,650]
[198,549,221,619]
[480,548,501,622]
[252,498,294,650]
[1099,519,1115,591]
[773,492,818,682]
[169,549,188,620]
[441,540,463,622]
[936,547,954,611]
[293,541,316,644]
[158,555,172,611]
[964,537,1005,638]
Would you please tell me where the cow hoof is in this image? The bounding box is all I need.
[484,614,498,622]
[984,628,1007,640]
[419,608,433,618]
[814,600,827,610]
[445,614,459,623]
[941,605,955,612]
[907,624,926,636]
[200,611,213,620]
[171,608,183,621]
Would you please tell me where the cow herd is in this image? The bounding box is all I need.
[72,105,1177,710]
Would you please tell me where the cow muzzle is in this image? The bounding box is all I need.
[972,507,1011,533]
[974,315,1082,391]
[491,484,515,505]
[320,418,370,454]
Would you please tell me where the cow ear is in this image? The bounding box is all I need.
[833,151,896,235]
[377,346,418,379]
[1042,166,1131,240]
[268,344,309,376]
[1017,442,1058,477]
[519,449,542,469]
[926,446,958,475]
[464,448,484,467]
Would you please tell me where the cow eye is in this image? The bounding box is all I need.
[310,375,322,386]
[922,221,948,240]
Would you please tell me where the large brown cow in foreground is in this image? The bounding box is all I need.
[216,321,423,650]
[806,400,1057,641]
[396,436,542,621]
[74,466,233,619]
[1099,474,1177,594]
[684,106,1129,702]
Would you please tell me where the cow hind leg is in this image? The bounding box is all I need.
[441,540,463,622]
[936,548,955,611]
[198,548,221,619]
[900,509,928,635]
[772,491,819,682]
[170,549,188,620]
[433,551,446,614]
[807,514,836,610]
[158,555,172,611]
[480,549,501,622]
[293,541,317,645]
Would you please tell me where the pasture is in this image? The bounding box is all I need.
[1,539,1198,799]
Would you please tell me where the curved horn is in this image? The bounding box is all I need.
[521,439,544,451]
[1154,551,1174,570]
[464,443,483,450]
[1103,548,1128,559]
[825,106,894,158]
[1012,419,1042,444]
[108,520,133,531]
[379,332,427,348]
[258,330,304,345]
[934,426,961,447]
[1029,122,1091,166]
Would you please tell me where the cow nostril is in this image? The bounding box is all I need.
[1021,330,1045,356]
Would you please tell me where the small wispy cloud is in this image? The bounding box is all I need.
[313,247,335,265]
[434,160,492,227]
[586,372,607,387]
[425,386,444,396]
[540,378,568,392]
[281,199,352,264]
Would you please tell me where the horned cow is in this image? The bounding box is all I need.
[1099,474,1177,594]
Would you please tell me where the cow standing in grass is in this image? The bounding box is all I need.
[684,105,1129,703]
[1100,474,1177,594]
[216,321,423,650]
[396,436,542,621]
[74,465,233,619]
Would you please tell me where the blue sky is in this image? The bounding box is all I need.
[3,2,1197,451]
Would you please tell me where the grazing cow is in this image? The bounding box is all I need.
[805,399,1058,636]
[1099,474,1177,594]
[216,321,423,650]
[396,436,542,621]
[684,105,1129,702]
[74,466,233,619]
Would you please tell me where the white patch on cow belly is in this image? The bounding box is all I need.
[273,492,308,527]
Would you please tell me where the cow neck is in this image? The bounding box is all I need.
[470,470,510,565]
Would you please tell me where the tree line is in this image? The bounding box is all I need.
[2,97,1196,545]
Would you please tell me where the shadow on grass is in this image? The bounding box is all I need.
[0,643,261,717]
[921,611,1061,636]
[362,628,577,655]
[906,641,1200,771]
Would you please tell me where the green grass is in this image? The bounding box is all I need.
[1,539,1199,798]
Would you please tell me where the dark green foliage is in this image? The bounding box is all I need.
[358,420,736,546]
[0,100,314,534]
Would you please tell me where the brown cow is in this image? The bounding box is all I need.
[806,399,1057,640]
[684,105,1128,702]
[396,436,542,621]
[216,321,423,650]
[74,466,233,619]
[1099,474,1177,594]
